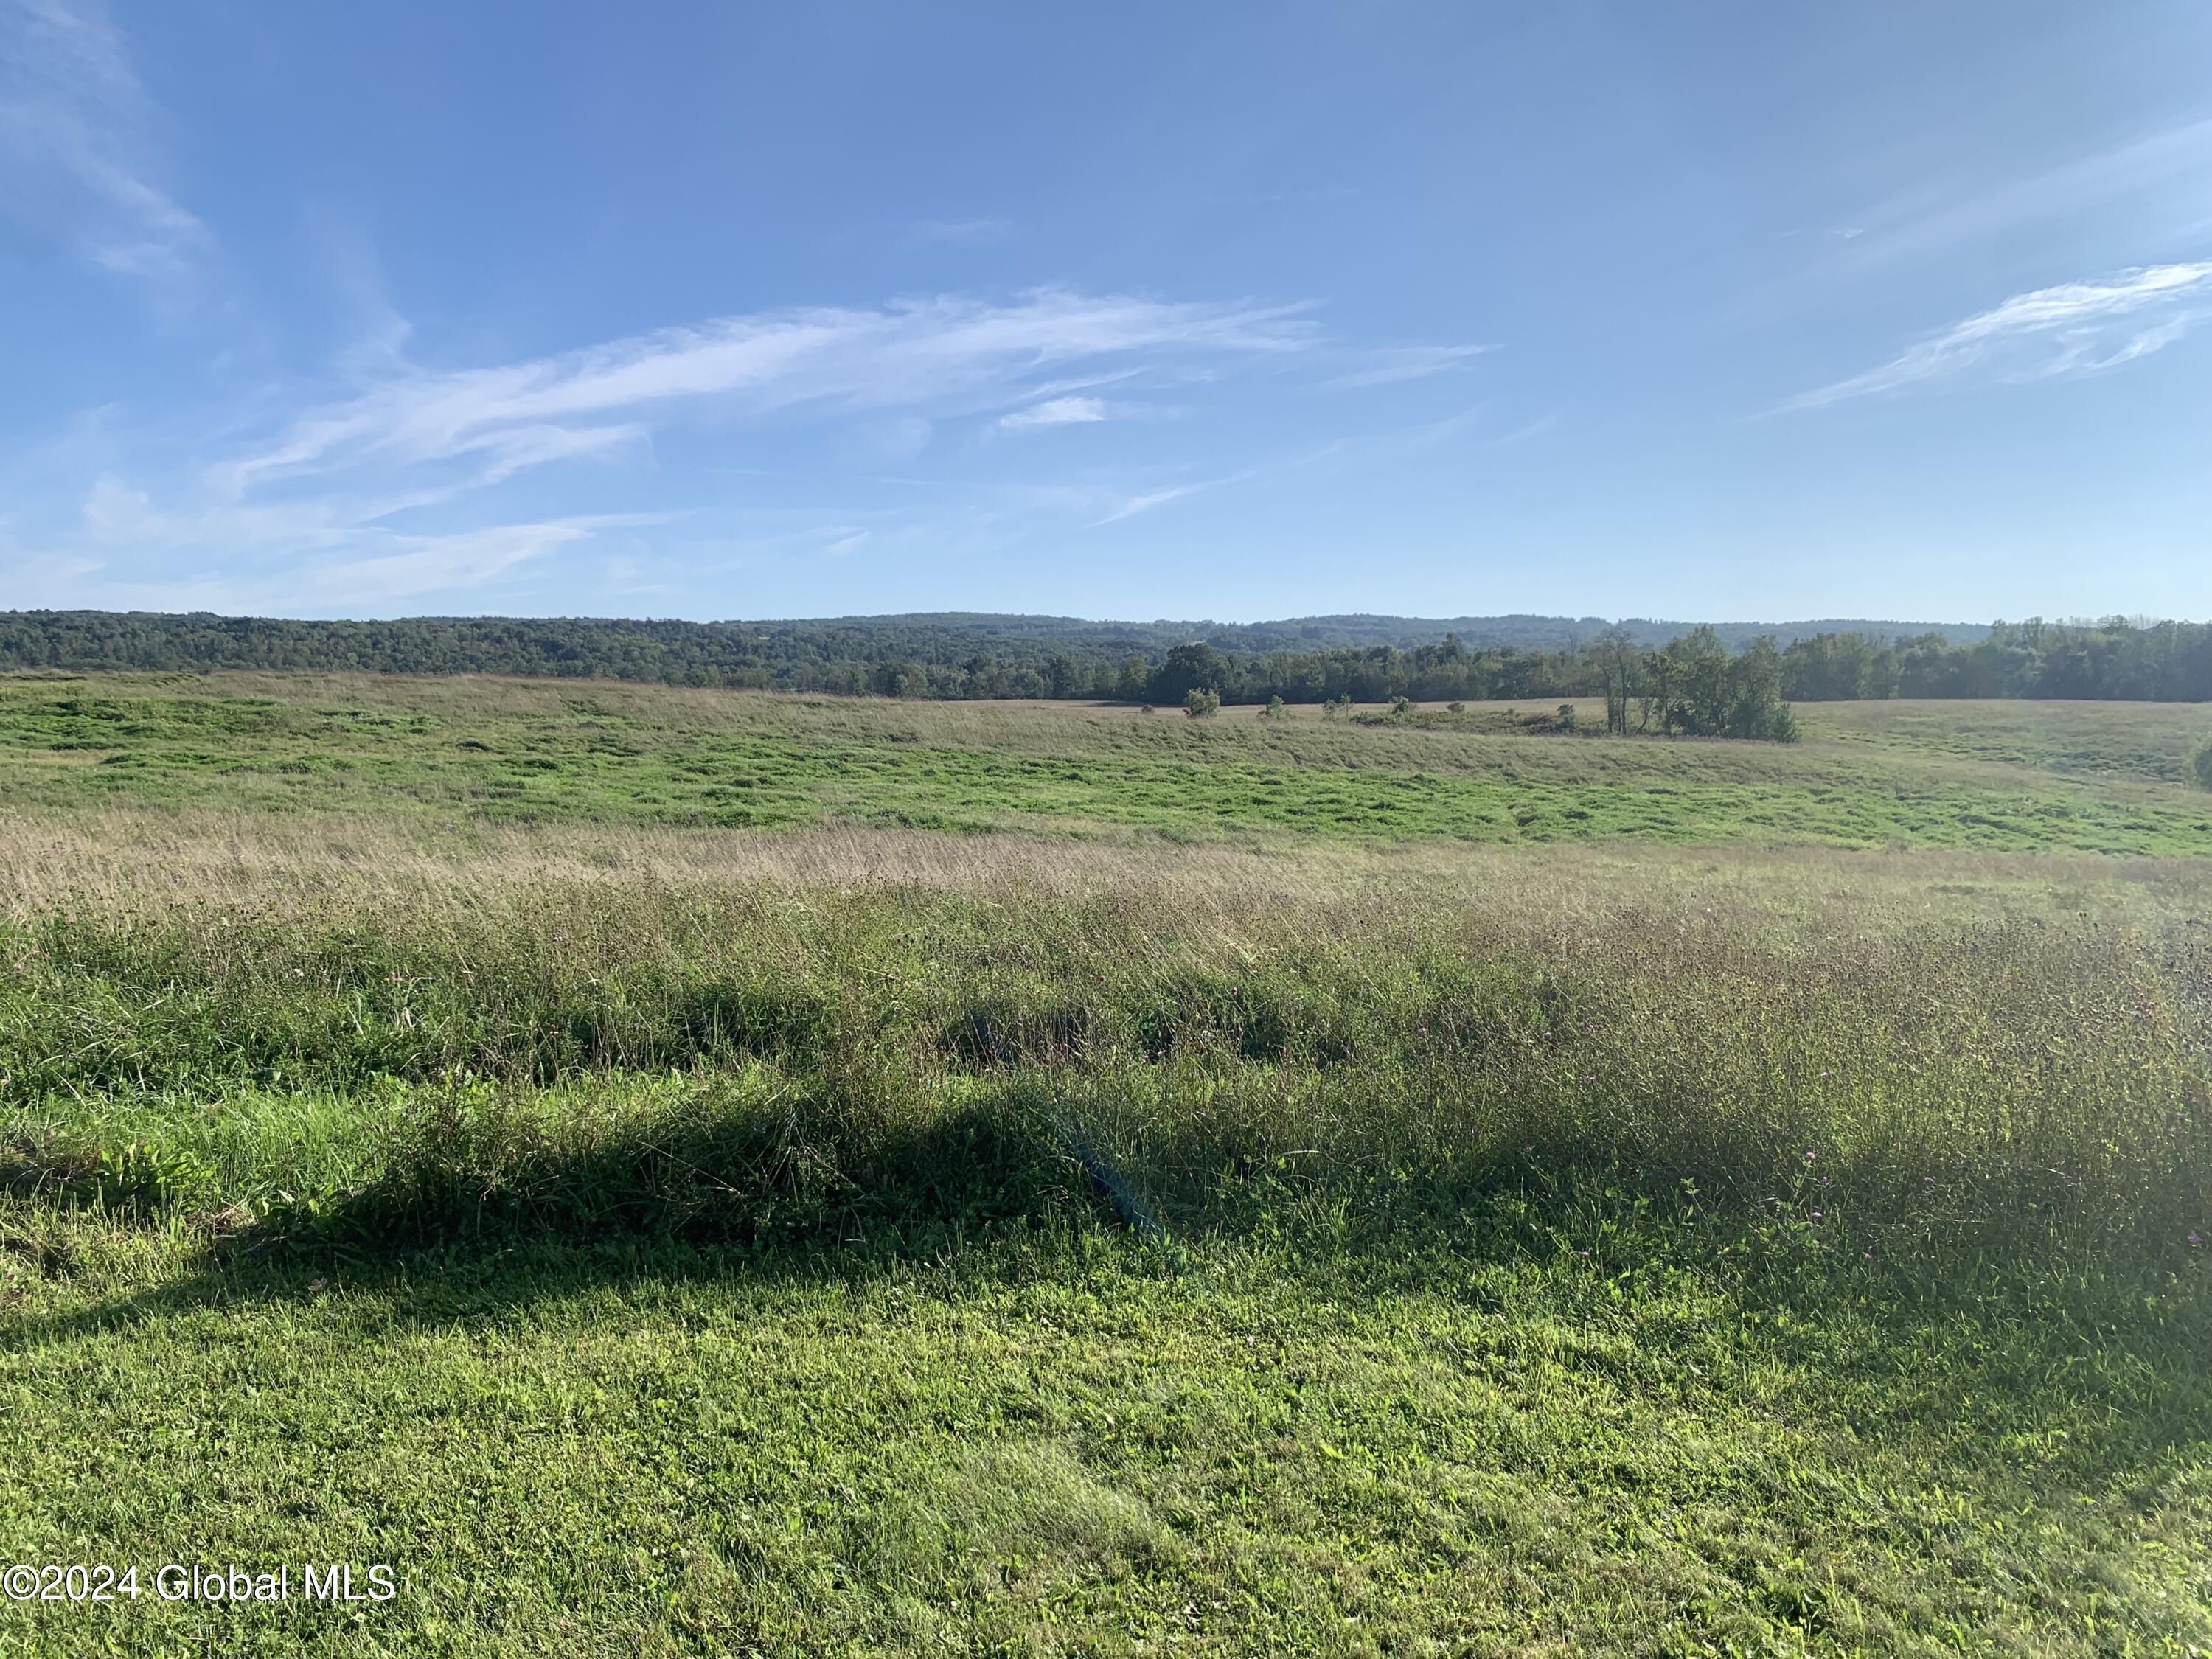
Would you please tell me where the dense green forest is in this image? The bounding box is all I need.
[1,608,2200,707]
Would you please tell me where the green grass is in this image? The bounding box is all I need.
[2,674,2210,1654]
[4,1225,2205,1657]
[1795,698,2212,786]
[4,674,2209,855]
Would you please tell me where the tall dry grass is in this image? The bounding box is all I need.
[2,809,2207,1257]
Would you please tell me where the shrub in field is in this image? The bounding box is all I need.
[1183,688,1220,718]
[2193,733,2212,790]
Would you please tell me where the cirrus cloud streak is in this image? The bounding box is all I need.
[1784,262,2212,411]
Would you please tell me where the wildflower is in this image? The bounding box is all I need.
[2191,1233,2203,1248]
[1804,1152,1815,1164]
[1810,1209,1821,1220]
[1579,1073,1596,1083]
[1818,1068,1832,1079]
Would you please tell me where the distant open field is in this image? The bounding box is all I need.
[3,672,2211,853]
[2,675,2209,1655]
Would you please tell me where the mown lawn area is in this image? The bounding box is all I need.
[5,1220,2207,1657]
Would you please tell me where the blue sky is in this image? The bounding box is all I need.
[3,1,2209,624]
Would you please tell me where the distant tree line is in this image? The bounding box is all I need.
[0,610,2201,711]
[1774,619,2212,701]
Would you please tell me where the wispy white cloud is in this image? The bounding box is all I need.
[1834,118,2212,274]
[1485,410,1563,446]
[1326,343,1496,389]
[50,465,647,608]
[1782,262,2212,411]
[10,274,1501,608]
[1389,404,1563,451]
[313,521,599,605]
[1078,444,1318,528]
[223,289,1315,495]
[1090,484,1203,526]
[18,288,1325,608]
[1018,368,1144,400]
[0,0,205,283]
[999,394,1110,431]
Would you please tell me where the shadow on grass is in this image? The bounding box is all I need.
[10,1204,2211,1524]
[3,1091,1112,1341]
[13,1159,2212,1495]
[8,1079,2212,1508]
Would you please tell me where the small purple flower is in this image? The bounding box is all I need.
[1804,1152,1816,1164]
[1579,1073,1596,1083]
[2191,1232,2203,1248]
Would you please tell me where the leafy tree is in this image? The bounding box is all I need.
[1588,625,1641,735]
[1663,627,1733,734]
[1183,688,1221,718]
[1151,643,1227,704]
[1641,629,1796,741]
[1722,638,1798,742]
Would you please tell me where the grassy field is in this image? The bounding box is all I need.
[2,674,2210,1655]
[5,672,2212,853]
